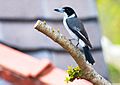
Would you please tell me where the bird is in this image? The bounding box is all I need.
[54,7,95,65]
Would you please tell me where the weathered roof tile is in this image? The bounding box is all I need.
[0,44,93,85]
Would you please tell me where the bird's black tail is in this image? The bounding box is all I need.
[83,46,95,65]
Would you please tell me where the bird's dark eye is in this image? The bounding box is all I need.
[65,9,69,12]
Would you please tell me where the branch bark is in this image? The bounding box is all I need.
[34,20,111,85]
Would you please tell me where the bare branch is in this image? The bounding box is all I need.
[34,20,111,85]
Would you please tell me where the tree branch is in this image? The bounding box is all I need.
[34,20,111,85]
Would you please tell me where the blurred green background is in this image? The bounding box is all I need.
[97,0,120,44]
[108,64,120,83]
[97,0,120,83]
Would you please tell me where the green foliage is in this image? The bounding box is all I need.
[43,21,46,25]
[97,0,120,44]
[108,64,120,83]
[65,66,83,83]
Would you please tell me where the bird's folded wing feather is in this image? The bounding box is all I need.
[66,18,92,48]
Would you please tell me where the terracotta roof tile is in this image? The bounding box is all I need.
[68,79,93,85]
[40,67,66,85]
[0,44,92,85]
[0,44,51,78]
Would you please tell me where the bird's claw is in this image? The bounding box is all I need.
[69,39,72,42]
[76,42,79,47]
[69,38,76,42]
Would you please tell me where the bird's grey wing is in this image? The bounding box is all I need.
[66,18,92,48]
[68,18,89,40]
[78,20,89,40]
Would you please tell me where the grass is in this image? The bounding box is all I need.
[108,63,120,83]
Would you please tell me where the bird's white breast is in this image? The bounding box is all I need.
[63,17,78,40]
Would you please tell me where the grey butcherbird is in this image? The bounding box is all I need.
[54,7,95,65]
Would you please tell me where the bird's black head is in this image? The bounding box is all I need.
[62,7,76,16]
[54,7,77,17]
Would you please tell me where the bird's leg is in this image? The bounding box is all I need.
[76,39,79,47]
[69,38,76,42]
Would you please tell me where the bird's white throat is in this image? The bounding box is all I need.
[63,13,76,19]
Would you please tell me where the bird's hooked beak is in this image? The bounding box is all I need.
[54,8,64,13]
